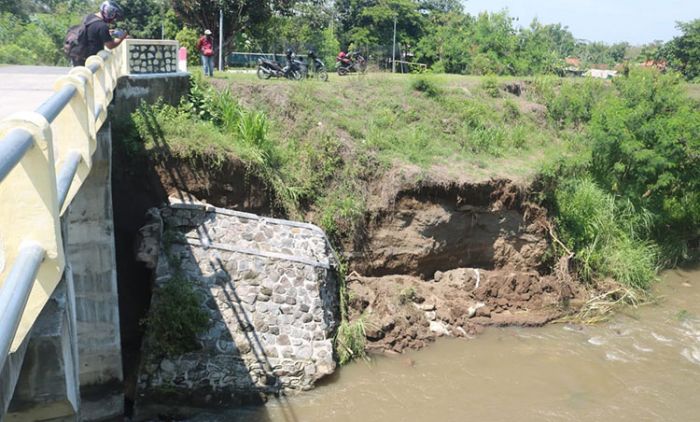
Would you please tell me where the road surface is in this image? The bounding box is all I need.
[0,65,69,121]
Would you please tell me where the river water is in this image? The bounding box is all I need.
[223,267,700,422]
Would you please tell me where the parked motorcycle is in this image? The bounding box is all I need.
[336,52,367,76]
[256,57,303,80]
[306,51,329,81]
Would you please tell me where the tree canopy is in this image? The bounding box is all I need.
[1,0,698,78]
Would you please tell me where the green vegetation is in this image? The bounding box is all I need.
[555,178,658,289]
[663,19,700,81]
[4,0,698,81]
[334,258,366,365]
[131,73,569,241]
[398,286,418,305]
[546,68,700,291]
[129,68,698,359]
[144,229,209,357]
[335,318,366,365]
[146,271,209,357]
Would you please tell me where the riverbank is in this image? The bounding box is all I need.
[175,266,700,422]
[118,70,699,414]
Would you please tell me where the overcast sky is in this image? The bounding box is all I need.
[461,0,700,45]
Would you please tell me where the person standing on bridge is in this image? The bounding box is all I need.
[70,1,128,66]
[196,29,215,77]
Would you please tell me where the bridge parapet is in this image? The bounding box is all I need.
[0,39,179,417]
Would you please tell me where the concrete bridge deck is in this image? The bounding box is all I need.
[0,66,69,120]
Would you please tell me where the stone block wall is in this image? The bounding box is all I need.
[128,43,178,74]
[135,201,339,415]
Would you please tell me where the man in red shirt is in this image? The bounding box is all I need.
[196,29,215,76]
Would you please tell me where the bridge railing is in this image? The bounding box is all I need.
[0,39,179,371]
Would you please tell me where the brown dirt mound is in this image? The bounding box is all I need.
[347,266,583,353]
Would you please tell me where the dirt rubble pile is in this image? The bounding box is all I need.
[348,267,582,353]
[346,180,586,353]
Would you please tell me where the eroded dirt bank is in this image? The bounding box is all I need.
[137,152,585,355]
[345,179,585,353]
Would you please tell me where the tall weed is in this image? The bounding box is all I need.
[555,178,658,289]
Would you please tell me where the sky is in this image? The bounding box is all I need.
[461,0,700,45]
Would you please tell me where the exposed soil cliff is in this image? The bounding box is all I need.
[344,178,584,353]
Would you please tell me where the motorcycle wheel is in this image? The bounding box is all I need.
[289,70,303,81]
[337,67,348,76]
[257,67,271,80]
[358,61,368,74]
[317,69,329,82]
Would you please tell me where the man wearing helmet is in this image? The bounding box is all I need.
[73,1,127,65]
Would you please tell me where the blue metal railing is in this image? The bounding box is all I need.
[0,243,45,370]
[35,84,78,124]
[0,129,34,184]
[0,51,110,371]
[57,151,83,209]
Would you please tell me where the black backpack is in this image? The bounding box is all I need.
[63,15,101,61]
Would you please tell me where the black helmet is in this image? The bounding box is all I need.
[286,48,293,56]
[307,49,316,58]
[100,1,123,22]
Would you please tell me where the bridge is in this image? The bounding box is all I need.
[0,38,341,420]
[0,39,187,421]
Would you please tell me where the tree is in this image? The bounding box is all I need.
[516,19,575,74]
[119,0,163,39]
[415,10,471,73]
[335,0,424,57]
[589,68,700,243]
[664,19,700,80]
[171,0,295,51]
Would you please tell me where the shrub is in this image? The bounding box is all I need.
[335,319,366,365]
[588,68,700,259]
[547,78,606,127]
[146,273,209,357]
[503,99,520,122]
[319,191,364,241]
[555,178,658,289]
[411,76,441,98]
[480,75,501,98]
[0,44,37,65]
[175,26,200,66]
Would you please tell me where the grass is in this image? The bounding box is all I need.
[686,83,700,101]
[130,72,580,248]
[555,178,659,290]
[216,72,572,183]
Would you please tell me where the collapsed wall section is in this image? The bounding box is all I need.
[134,200,339,416]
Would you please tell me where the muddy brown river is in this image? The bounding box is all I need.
[202,267,700,421]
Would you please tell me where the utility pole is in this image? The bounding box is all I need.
[160,0,165,39]
[392,16,397,73]
[218,9,224,72]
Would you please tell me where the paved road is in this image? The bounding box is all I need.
[0,65,69,121]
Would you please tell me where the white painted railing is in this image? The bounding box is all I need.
[0,39,179,370]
